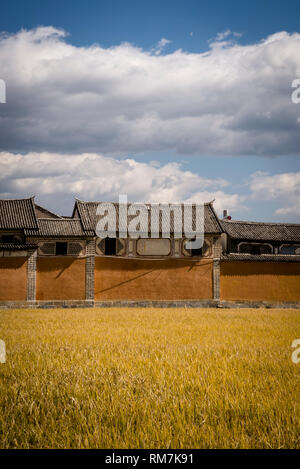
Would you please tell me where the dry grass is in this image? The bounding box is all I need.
[0,307,299,449]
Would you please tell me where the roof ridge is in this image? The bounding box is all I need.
[76,200,213,206]
[34,203,63,219]
[74,198,87,203]
[0,196,36,202]
[38,217,82,221]
[221,219,300,227]
[208,202,224,232]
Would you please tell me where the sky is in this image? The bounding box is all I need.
[0,0,300,221]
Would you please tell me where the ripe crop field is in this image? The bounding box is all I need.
[0,308,299,449]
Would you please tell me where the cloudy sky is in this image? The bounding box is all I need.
[0,0,300,220]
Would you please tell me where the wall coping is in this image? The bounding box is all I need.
[0,299,299,309]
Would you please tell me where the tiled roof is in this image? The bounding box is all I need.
[35,218,87,237]
[221,219,300,242]
[0,243,37,250]
[204,203,223,233]
[35,204,62,219]
[222,253,300,262]
[74,200,223,235]
[0,198,38,231]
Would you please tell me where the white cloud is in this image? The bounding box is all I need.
[249,171,300,218]
[152,37,171,55]
[208,29,242,49]
[185,191,246,214]
[215,29,232,41]
[0,26,299,156]
[0,151,242,215]
[0,151,297,220]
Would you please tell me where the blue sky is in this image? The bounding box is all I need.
[0,0,300,221]
[2,0,300,49]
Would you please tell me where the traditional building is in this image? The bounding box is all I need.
[220,219,300,303]
[0,197,299,308]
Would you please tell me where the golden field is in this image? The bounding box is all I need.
[0,307,299,449]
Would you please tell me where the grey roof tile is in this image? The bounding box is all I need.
[75,200,223,235]
[221,219,300,242]
[35,204,62,219]
[35,218,87,237]
[0,243,37,250]
[0,197,38,230]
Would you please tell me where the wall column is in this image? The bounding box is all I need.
[27,249,37,301]
[213,259,220,301]
[86,239,95,301]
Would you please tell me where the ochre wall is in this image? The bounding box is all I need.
[220,261,300,302]
[37,257,85,300]
[0,257,27,301]
[2,256,298,303]
[95,257,213,300]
